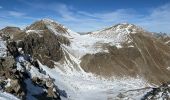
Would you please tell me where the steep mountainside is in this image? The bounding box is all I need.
[0,19,170,100]
[80,25,170,84]
[65,23,170,99]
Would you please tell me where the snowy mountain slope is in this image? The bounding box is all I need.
[64,23,148,59]
[1,19,170,100]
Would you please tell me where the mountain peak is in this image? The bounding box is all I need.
[25,18,79,37]
[111,23,145,33]
[41,18,56,23]
[26,18,59,30]
[40,18,61,27]
[26,18,70,35]
[121,22,128,25]
[92,23,145,35]
[90,23,146,43]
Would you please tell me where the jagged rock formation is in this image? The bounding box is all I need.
[0,46,62,100]
[0,55,27,99]
[15,30,63,68]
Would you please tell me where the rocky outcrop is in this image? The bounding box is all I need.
[0,56,27,99]
[114,82,170,100]
[18,30,63,68]
[142,82,170,100]
[0,51,62,100]
[0,56,15,72]
[32,77,61,100]
[5,29,66,68]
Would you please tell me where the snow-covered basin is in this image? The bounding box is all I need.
[65,33,127,59]
[38,61,150,100]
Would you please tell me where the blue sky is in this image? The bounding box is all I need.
[0,0,170,33]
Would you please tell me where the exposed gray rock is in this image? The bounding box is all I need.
[142,82,170,100]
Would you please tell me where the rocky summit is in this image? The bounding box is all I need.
[0,19,170,100]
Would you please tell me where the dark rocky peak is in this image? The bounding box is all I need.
[24,19,72,46]
[26,18,70,35]
[24,19,71,46]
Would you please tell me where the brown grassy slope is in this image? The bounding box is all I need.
[80,33,170,85]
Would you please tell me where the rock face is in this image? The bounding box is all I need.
[0,46,62,100]
[0,56,27,99]
[2,20,71,68]
[17,30,63,68]
[0,56,15,72]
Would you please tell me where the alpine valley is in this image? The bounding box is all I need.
[0,19,170,100]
